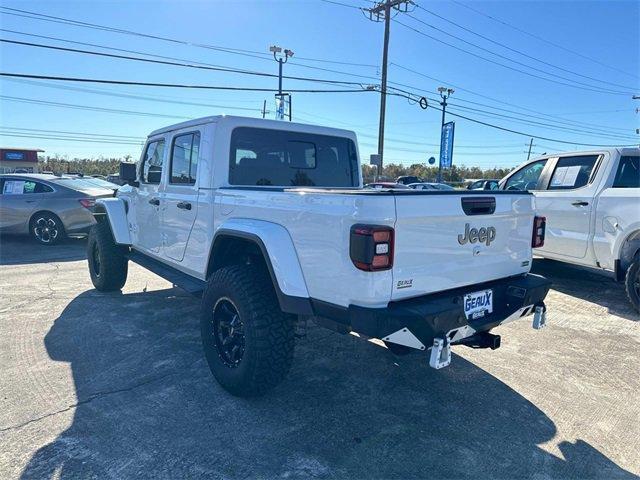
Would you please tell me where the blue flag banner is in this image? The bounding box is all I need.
[439,121,455,170]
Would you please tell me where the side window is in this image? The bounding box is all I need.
[548,155,598,190]
[613,156,639,188]
[170,132,200,184]
[141,139,166,184]
[1,179,46,194]
[505,160,547,191]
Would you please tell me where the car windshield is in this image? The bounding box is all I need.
[433,183,454,190]
[52,177,114,193]
[82,178,118,189]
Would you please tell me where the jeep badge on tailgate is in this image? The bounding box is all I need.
[458,223,497,246]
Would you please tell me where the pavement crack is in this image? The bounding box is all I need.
[0,360,201,433]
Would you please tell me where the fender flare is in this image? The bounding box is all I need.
[95,198,131,245]
[211,218,313,315]
[615,225,640,278]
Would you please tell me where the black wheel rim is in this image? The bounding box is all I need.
[212,298,245,368]
[33,217,58,244]
[92,242,101,277]
[634,269,640,299]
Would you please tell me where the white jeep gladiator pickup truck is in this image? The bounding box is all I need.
[500,148,640,312]
[88,115,551,397]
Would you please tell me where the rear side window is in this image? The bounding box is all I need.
[504,159,547,191]
[170,132,200,184]
[229,127,358,187]
[548,155,599,190]
[141,139,166,184]
[1,179,52,194]
[613,156,639,188]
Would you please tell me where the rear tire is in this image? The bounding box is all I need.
[30,212,65,245]
[200,264,294,397]
[87,221,128,291]
[624,253,640,313]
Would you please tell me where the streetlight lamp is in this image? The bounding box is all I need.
[270,45,294,120]
[437,86,454,182]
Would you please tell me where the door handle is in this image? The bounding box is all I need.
[177,201,192,210]
[571,201,589,206]
[148,198,160,206]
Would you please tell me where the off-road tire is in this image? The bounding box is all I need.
[87,220,128,291]
[200,264,295,397]
[30,211,65,245]
[624,253,640,313]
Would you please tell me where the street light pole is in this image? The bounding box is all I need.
[437,86,454,183]
[270,45,294,120]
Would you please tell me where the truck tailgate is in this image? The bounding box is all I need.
[392,193,534,300]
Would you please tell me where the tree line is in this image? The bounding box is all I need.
[38,156,513,183]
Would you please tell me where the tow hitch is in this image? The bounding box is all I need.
[454,332,501,350]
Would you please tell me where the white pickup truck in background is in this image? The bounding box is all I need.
[88,115,551,396]
[501,148,640,312]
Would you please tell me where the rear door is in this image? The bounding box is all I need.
[534,154,602,259]
[0,178,45,232]
[392,192,534,300]
[161,130,201,262]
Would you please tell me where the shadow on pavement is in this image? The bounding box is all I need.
[0,234,87,266]
[531,258,639,322]
[21,288,636,479]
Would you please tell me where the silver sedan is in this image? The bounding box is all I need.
[0,174,114,245]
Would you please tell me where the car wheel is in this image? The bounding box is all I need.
[30,212,65,245]
[87,221,128,291]
[200,264,295,397]
[624,253,640,313]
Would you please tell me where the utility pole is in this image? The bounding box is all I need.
[437,86,454,183]
[270,45,294,120]
[261,100,267,119]
[365,0,413,177]
[526,138,534,160]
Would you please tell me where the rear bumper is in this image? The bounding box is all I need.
[312,273,551,349]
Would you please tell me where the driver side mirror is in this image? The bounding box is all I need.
[120,162,138,187]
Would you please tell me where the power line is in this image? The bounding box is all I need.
[413,5,637,91]
[0,94,194,118]
[4,77,264,112]
[393,18,633,96]
[0,73,372,93]
[389,63,635,134]
[0,132,143,145]
[1,126,144,140]
[0,6,379,68]
[450,0,640,80]
[0,38,370,88]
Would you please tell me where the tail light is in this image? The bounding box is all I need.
[79,198,96,209]
[350,224,394,271]
[532,216,546,248]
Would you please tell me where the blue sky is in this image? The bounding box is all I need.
[0,0,638,168]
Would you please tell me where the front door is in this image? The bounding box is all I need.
[534,154,601,259]
[135,138,166,254]
[0,178,44,232]
[162,131,201,262]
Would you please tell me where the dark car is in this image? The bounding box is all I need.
[396,175,422,185]
[467,179,500,191]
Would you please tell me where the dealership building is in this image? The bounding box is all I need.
[0,148,43,174]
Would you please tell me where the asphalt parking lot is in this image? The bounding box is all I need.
[0,235,638,479]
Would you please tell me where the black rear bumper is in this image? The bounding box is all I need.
[312,273,551,348]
